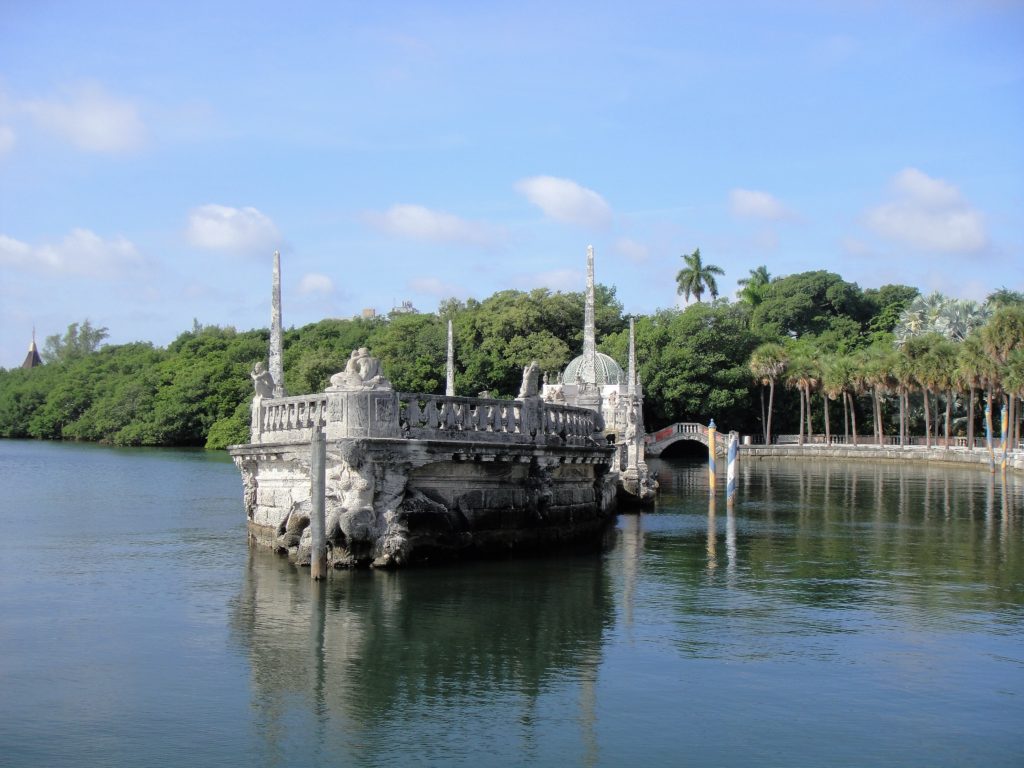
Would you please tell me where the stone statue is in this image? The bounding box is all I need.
[329,347,391,390]
[250,361,275,398]
[518,360,541,398]
[544,385,566,404]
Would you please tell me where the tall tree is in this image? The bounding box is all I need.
[981,305,1024,448]
[42,320,109,363]
[737,265,771,306]
[785,342,818,445]
[956,335,989,449]
[749,342,787,443]
[675,248,724,304]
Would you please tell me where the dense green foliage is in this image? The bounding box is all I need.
[1,268,1020,451]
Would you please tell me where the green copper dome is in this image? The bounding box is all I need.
[563,352,626,386]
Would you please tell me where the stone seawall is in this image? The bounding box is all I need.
[742,444,1024,473]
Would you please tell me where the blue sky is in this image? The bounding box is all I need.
[2,1,1022,366]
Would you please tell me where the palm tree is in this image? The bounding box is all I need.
[937,300,990,342]
[819,355,845,444]
[824,354,856,443]
[858,344,895,447]
[981,305,1024,450]
[893,347,917,447]
[749,342,787,444]
[737,265,771,306]
[903,334,941,448]
[956,335,988,448]
[785,344,818,446]
[676,248,724,303]
[928,338,959,449]
[1003,349,1024,449]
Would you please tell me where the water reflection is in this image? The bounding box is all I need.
[229,456,1022,765]
[231,551,611,766]
[644,457,1023,620]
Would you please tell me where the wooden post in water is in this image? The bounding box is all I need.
[310,426,328,580]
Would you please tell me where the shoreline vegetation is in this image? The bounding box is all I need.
[1,267,1022,454]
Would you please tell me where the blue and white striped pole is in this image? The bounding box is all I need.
[1000,402,1009,474]
[707,419,717,491]
[985,402,995,474]
[726,432,738,505]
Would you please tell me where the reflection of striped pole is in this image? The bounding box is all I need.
[726,432,738,504]
[708,419,717,491]
[985,402,995,473]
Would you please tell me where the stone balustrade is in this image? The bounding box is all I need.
[398,392,602,446]
[252,394,328,443]
[251,390,603,447]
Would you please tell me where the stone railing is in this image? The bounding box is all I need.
[398,393,602,446]
[250,391,603,448]
[252,394,328,444]
[757,434,1012,449]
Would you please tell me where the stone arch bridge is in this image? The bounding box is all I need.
[645,422,738,457]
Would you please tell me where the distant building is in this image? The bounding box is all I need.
[21,332,43,369]
[361,308,377,319]
[390,300,418,316]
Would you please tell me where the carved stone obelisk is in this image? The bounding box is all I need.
[583,245,597,377]
[269,250,286,398]
[627,317,637,398]
[446,319,455,396]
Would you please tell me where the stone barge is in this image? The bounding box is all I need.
[229,379,618,568]
[229,248,654,570]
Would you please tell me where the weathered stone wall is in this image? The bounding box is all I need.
[742,444,1024,473]
[230,436,617,569]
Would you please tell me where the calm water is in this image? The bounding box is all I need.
[1,440,1022,767]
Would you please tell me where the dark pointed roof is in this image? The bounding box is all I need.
[21,339,43,369]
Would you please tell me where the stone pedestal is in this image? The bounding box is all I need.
[325,387,399,440]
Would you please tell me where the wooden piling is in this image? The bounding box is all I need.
[310,426,328,580]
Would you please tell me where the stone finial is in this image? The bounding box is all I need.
[269,250,286,398]
[583,245,596,361]
[446,319,455,396]
[329,347,392,390]
[628,316,637,397]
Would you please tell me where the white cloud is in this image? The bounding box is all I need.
[612,237,649,263]
[0,125,14,156]
[186,204,282,254]
[729,188,792,220]
[515,176,612,229]
[366,204,498,247]
[0,234,32,265]
[0,228,142,277]
[865,168,988,253]
[23,83,145,153]
[409,276,465,297]
[298,273,334,295]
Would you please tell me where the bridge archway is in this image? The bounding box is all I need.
[654,439,708,459]
[645,422,732,457]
